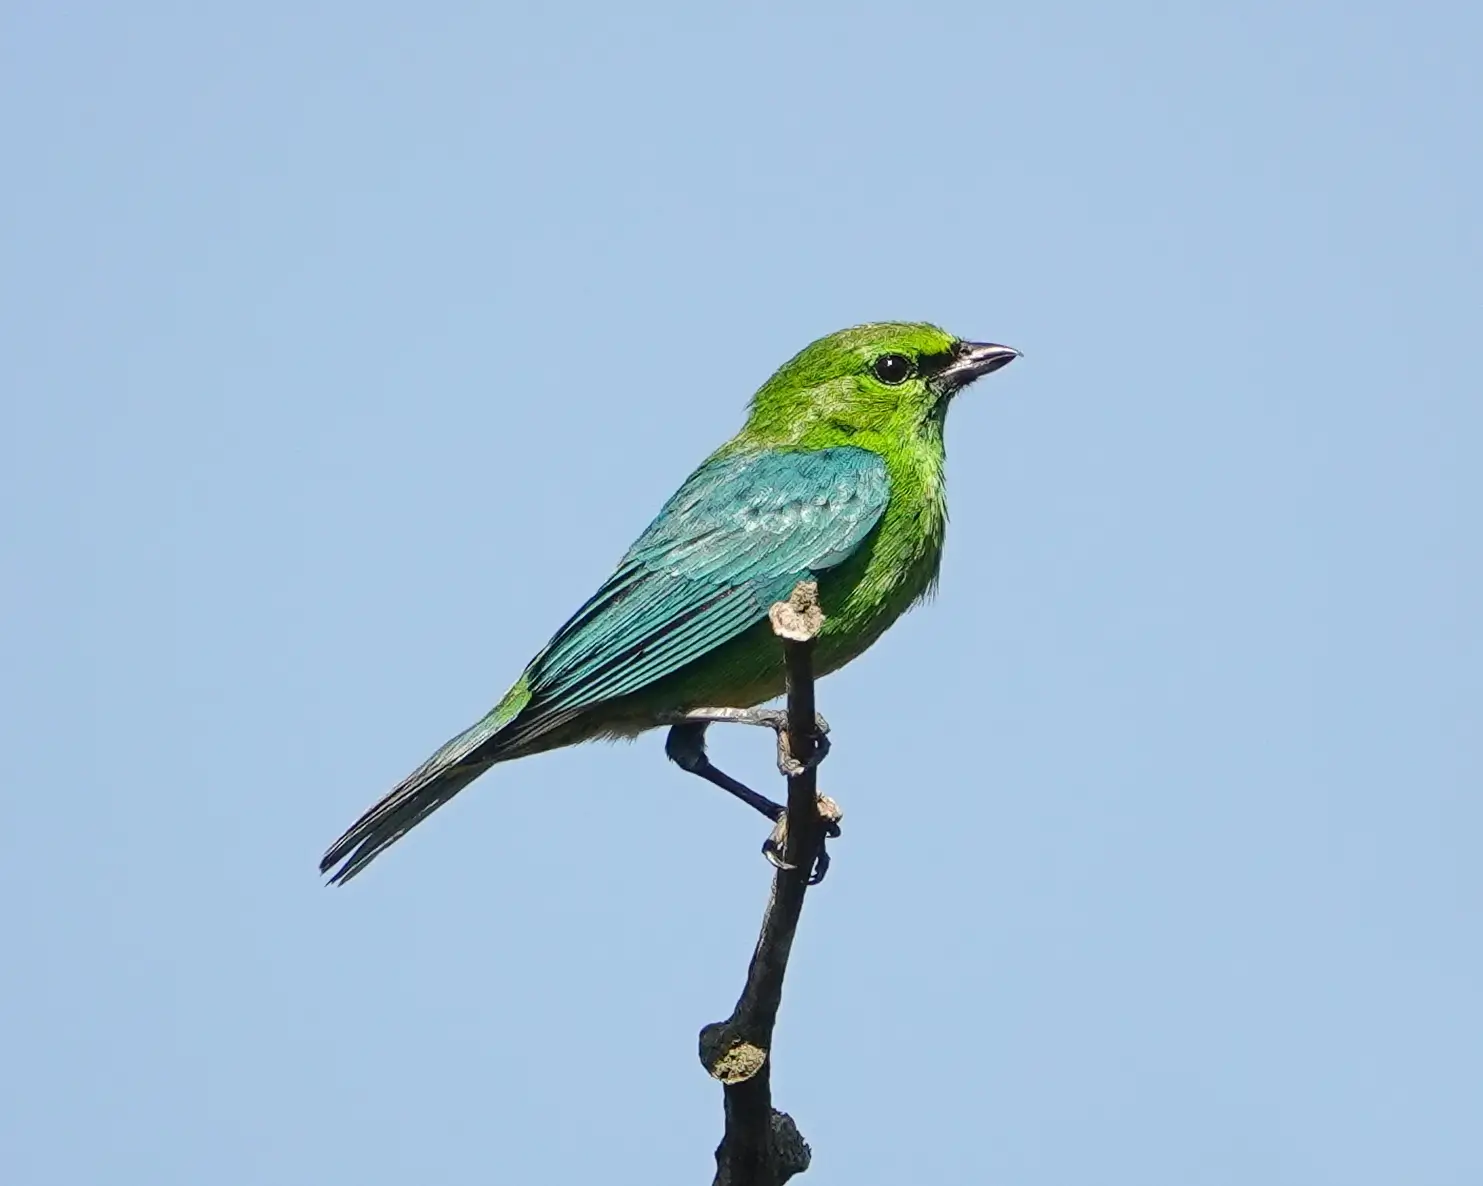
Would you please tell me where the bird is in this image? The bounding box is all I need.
[321,322,1019,884]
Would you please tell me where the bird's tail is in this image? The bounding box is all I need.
[320,684,533,884]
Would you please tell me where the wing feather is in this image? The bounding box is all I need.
[515,447,888,733]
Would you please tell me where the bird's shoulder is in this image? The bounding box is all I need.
[623,445,890,565]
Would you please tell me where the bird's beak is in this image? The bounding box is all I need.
[936,341,1021,392]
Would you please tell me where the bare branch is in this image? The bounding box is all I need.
[700,581,841,1186]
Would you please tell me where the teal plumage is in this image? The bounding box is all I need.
[523,448,889,724]
[322,323,1018,882]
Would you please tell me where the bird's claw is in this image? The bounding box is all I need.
[761,796,843,885]
[732,708,828,737]
[662,707,830,777]
[775,721,831,778]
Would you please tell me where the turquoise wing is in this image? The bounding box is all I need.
[508,446,889,741]
[321,445,888,883]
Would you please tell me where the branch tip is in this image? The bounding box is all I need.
[769,580,823,642]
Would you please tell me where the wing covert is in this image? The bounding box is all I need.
[513,447,888,733]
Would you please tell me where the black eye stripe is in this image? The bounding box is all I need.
[916,349,958,377]
[872,353,913,384]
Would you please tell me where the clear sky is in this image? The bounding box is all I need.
[3,2,1479,1183]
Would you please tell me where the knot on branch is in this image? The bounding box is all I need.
[703,1035,768,1085]
[769,1112,812,1180]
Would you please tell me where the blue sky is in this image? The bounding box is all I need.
[3,2,1479,1183]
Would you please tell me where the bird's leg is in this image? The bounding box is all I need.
[663,717,840,884]
[660,707,832,777]
[664,721,785,823]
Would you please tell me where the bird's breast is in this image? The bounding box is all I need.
[813,444,948,672]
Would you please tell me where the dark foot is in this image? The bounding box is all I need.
[761,796,844,885]
[657,707,832,779]
[664,716,841,883]
[775,728,830,778]
[662,707,829,744]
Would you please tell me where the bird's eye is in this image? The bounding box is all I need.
[872,353,914,385]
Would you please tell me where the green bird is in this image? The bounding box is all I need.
[321,323,1018,884]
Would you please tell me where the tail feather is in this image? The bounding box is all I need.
[321,764,488,884]
[321,705,520,884]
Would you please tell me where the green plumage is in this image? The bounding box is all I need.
[322,322,1018,882]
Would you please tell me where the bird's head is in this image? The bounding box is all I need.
[742,322,1019,447]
